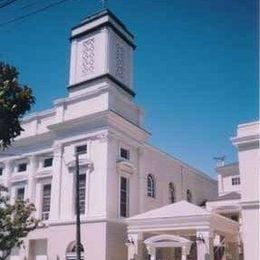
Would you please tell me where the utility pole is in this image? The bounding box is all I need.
[75,152,81,260]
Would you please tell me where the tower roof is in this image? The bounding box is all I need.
[73,8,134,38]
[71,8,135,48]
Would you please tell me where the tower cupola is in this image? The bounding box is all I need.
[68,9,135,97]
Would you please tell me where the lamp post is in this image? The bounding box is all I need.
[75,151,81,260]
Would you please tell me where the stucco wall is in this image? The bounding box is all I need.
[139,145,217,212]
[106,221,127,260]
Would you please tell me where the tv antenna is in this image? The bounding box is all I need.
[213,155,226,167]
[100,0,108,9]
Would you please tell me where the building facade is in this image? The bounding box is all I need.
[0,8,259,260]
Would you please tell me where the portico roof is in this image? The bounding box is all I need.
[127,201,239,237]
[129,201,211,220]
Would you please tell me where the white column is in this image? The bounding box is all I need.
[148,247,156,260]
[232,122,260,260]
[27,155,37,203]
[23,239,30,260]
[49,143,63,221]
[127,233,143,260]
[127,243,135,260]
[196,230,214,260]
[3,159,12,189]
[182,245,190,260]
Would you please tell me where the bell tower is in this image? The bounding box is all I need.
[68,9,135,97]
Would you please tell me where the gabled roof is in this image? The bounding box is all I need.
[127,201,240,236]
[128,201,211,221]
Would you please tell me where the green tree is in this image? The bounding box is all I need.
[0,186,38,260]
[0,62,35,149]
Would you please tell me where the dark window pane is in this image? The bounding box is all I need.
[78,174,86,214]
[147,174,155,198]
[120,177,129,217]
[16,187,25,200]
[0,168,3,176]
[18,163,27,172]
[44,158,53,167]
[231,177,240,185]
[120,148,130,160]
[42,184,51,220]
[76,145,87,154]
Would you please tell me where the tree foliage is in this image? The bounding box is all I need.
[0,186,38,260]
[0,62,35,149]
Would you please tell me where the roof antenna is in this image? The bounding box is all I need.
[213,155,226,167]
[100,0,108,9]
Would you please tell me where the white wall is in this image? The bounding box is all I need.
[139,145,218,213]
[232,121,260,260]
[221,175,241,194]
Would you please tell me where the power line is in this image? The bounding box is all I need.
[0,0,18,10]
[0,0,73,27]
[20,2,39,10]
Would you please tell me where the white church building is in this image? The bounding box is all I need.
[0,8,259,260]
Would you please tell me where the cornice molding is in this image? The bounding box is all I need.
[68,73,135,97]
[241,200,260,209]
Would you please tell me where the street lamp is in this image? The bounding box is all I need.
[75,151,82,260]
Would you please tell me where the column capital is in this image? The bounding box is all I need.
[4,159,13,169]
[53,142,64,155]
[128,232,143,241]
[182,245,191,255]
[196,230,214,260]
[196,229,214,239]
[28,154,37,163]
[146,246,155,256]
[126,232,143,258]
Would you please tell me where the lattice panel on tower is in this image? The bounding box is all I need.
[81,38,95,76]
[115,42,125,80]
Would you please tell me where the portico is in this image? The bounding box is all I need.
[126,201,240,260]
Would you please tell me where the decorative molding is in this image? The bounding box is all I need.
[35,169,52,177]
[95,133,108,143]
[66,158,94,172]
[241,200,260,209]
[10,173,28,184]
[68,73,136,97]
[53,144,63,156]
[81,38,95,76]
[231,134,260,151]
[117,160,135,175]
[35,172,53,180]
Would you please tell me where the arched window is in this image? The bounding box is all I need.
[186,189,192,202]
[147,174,155,198]
[169,182,176,203]
[66,242,84,260]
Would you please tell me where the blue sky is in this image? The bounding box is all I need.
[0,0,258,176]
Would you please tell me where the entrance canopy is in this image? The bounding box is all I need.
[127,200,239,237]
[126,201,240,260]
